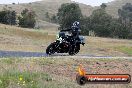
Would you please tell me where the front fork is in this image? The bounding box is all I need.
[54,40,60,49]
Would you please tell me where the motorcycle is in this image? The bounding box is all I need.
[46,31,85,55]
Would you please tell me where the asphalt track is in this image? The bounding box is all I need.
[0,50,131,59]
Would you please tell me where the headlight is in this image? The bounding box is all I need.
[56,34,59,39]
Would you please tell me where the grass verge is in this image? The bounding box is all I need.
[0,57,131,88]
[115,46,132,56]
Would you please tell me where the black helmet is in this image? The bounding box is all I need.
[73,21,80,27]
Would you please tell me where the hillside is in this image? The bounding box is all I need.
[0,0,132,20]
[106,0,132,18]
[0,0,95,21]
[23,0,95,19]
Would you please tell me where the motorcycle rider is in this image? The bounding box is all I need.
[60,21,81,40]
[60,21,81,53]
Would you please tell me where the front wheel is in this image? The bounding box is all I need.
[46,43,55,55]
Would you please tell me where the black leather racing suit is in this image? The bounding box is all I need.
[61,25,80,39]
[60,26,81,51]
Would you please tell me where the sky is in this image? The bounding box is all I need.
[0,0,115,6]
[0,0,41,4]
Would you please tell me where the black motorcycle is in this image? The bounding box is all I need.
[46,31,85,55]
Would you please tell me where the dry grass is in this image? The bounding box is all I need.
[0,57,131,88]
[80,36,132,56]
[0,24,56,52]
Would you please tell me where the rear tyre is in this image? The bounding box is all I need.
[46,43,55,55]
[74,44,80,54]
[69,50,75,56]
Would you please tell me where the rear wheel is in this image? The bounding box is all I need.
[74,44,80,54]
[69,50,75,56]
[46,43,55,55]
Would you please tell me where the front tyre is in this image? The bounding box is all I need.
[46,43,55,55]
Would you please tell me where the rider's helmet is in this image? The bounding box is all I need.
[73,21,80,27]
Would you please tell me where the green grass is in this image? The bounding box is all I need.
[0,70,52,88]
[116,46,132,56]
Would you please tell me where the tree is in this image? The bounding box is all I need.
[6,10,17,25]
[118,3,132,39]
[18,9,36,28]
[101,3,107,9]
[45,12,51,22]
[51,14,58,23]
[0,10,16,25]
[0,11,7,24]
[118,3,132,26]
[21,8,29,16]
[45,12,50,18]
[57,3,82,29]
[108,19,130,39]
[80,17,91,35]
[90,8,112,37]
[11,11,17,25]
